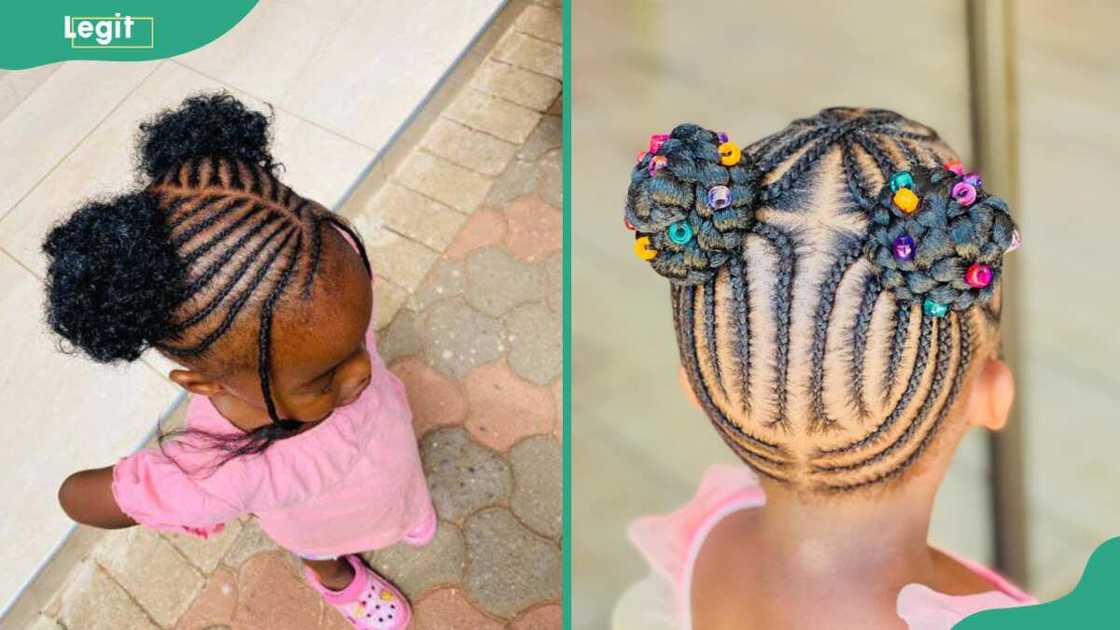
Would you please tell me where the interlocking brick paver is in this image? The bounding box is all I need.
[231,552,323,630]
[377,307,423,366]
[373,276,409,331]
[408,259,466,312]
[518,115,562,162]
[94,527,205,627]
[164,518,244,574]
[391,356,468,437]
[422,297,507,378]
[412,588,504,630]
[514,6,562,44]
[544,254,562,313]
[464,248,546,316]
[511,603,563,630]
[464,362,555,452]
[444,210,508,261]
[504,194,562,262]
[536,148,562,208]
[505,302,562,385]
[364,520,467,598]
[421,427,512,524]
[396,151,493,214]
[367,184,466,251]
[221,518,281,568]
[57,561,159,630]
[509,436,563,539]
[446,90,542,145]
[493,32,562,79]
[357,224,439,291]
[462,508,561,618]
[174,567,238,630]
[421,118,520,177]
[472,60,561,113]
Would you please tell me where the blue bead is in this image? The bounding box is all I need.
[923,298,948,318]
[889,171,914,193]
[668,221,693,244]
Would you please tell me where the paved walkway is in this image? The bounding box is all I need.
[27,3,561,628]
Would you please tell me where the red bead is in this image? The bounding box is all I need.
[965,262,992,288]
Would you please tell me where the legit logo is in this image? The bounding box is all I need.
[64,14,154,48]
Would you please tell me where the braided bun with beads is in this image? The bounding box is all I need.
[625,123,760,285]
[622,107,1022,491]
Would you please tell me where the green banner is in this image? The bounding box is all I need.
[1,1,257,70]
[957,537,1120,628]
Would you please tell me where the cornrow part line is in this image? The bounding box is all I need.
[177,212,285,301]
[170,197,248,248]
[256,232,304,424]
[819,314,973,492]
[717,430,791,482]
[840,139,875,212]
[851,133,897,180]
[754,126,829,173]
[167,193,229,231]
[701,276,728,404]
[814,313,952,473]
[179,204,274,267]
[728,256,752,415]
[156,184,313,230]
[817,313,934,457]
[169,220,292,329]
[674,285,788,459]
[753,223,797,429]
[759,126,855,203]
[163,228,296,357]
[863,126,939,142]
[849,273,881,419]
[892,137,922,167]
[808,239,866,432]
[883,303,914,404]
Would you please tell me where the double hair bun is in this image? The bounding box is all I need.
[624,123,1022,316]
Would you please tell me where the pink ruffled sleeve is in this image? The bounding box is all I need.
[111,447,241,539]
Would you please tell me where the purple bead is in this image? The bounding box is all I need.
[706,185,731,209]
[717,131,729,143]
[892,234,915,261]
[963,172,982,187]
[951,182,977,206]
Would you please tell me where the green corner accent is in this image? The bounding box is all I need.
[2,1,257,70]
[956,537,1120,628]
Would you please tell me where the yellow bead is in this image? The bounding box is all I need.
[893,188,919,213]
[718,141,741,166]
[634,236,657,260]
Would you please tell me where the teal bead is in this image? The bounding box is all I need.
[923,298,948,318]
[889,171,914,192]
[668,221,693,244]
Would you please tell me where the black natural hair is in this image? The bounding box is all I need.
[42,91,371,472]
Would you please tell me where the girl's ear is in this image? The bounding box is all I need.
[169,369,225,397]
[963,356,1015,431]
[678,366,702,410]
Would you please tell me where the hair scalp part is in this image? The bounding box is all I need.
[627,108,1016,491]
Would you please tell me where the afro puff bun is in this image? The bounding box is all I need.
[136,91,278,180]
[42,191,186,363]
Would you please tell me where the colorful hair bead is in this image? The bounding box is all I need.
[634,236,657,260]
[717,132,729,143]
[624,216,635,231]
[648,155,668,176]
[718,141,741,166]
[892,234,915,261]
[893,187,920,214]
[706,185,732,209]
[1007,228,1022,253]
[649,133,670,154]
[889,171,914,193]
[944,160,964,175]
[923,298,948,318]
[636,150,647,163]
[963,172,982,187]
[951,181,977,206]
[964,262,993,288]
[668,221,693,244]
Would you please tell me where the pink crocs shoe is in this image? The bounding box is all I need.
[402,503,437,547]
[305,555,411,629]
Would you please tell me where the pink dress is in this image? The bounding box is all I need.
[613,465,1037,630]
[111,300,432,559]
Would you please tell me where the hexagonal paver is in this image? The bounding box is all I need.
[463,508,561,618]
[421,427,512,524]
[517,115,561,162]
[509,436,562,540]
[421,297,506,379]
[221,518,280,568]
[536,148,561,208]
[163,518,244,573]
[543,254,561,313]
[504,195,561,262]
[391,357,468,437]
[377,308,423,366]
[408,259,466,312]
[444,210,508,261]
[511,604,562,630]
[464,248,545,316]
[412,588,503,630]
[364,520,466,598]
[505,302,561,385]
[464,362,555,451]
[231,552,323,630]
[175,567,239,630]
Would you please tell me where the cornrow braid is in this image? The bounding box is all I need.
[624,107,1019,490]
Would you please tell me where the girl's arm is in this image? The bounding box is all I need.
[58,467,137,529]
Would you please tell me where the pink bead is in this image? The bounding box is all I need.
[1007,229,1022,252]
[965,262,993,288]
[649,133,670,154]
[648,155,668,176]
[944,160,965,175]
[951,182,977,206]
[636,150,647,162]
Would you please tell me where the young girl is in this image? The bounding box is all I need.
[615,108,1031,629]
[43,92,434,630]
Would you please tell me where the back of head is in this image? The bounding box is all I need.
[625,107,1020,493]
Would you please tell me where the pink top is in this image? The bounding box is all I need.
[111,229,431,557]
[622,465,1036,630]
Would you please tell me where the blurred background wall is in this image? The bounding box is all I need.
[572,1,1119,628]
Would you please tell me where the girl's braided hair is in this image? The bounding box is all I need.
[42,91,371,470]
[625,107,1020,491]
